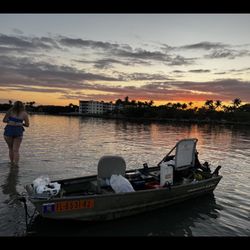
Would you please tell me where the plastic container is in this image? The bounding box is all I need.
[160,162,173,186]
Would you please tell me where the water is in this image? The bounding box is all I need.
[0,114,249,236]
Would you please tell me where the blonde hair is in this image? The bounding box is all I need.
[11,101,25,115]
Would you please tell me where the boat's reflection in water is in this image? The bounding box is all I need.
[29,193,223,236]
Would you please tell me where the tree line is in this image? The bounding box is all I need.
[112,96,250,124]
[0,100,79,114]
[1,97,250,123]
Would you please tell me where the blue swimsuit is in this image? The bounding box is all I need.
[4,116,25,137]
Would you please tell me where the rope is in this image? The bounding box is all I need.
[17,195,38,233]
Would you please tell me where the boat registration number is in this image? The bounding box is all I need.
[42,199,94,214]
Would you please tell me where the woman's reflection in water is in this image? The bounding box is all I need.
[1,165,21,205]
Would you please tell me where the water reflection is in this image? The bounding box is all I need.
[29,194,222,236]
[1,165,21,205]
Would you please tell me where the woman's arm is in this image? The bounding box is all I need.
[23,112,29,127]
[2,110,11,123]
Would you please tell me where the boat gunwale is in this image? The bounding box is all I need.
[26,175,222,204]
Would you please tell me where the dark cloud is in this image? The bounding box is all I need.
[64,37,193,66]
[0,56,120,90]
[1,33,250,103]
[4,74,250,103]
[214,72,226,75]
[76,58,132,69]
[214,67,250,75]
[113,48,194,66]
[188,69,210,73]
[167,55,194,66]
[93,59,130,69]
[0,33,195,67]
[205,49,250,59]
[58,36,120,50]
[180,41,227,50]
[58,36,169,62]
[0,34,58,52]
[173,79,250,101]
[114,48,167,61]
[126,73,173,81]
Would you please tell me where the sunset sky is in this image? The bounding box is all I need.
[0,14,250,106]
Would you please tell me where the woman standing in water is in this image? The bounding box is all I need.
[3,101,29,166]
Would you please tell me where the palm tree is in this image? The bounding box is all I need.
[181,103,187,110]
[115,99,123,105]
[193,107,198,112]
[176,102,182,109]
[214,100,222,110]
[124,96,129,104]
[131,100,136,106]
[205,100,214,110]
[188,102,193,108]
[137,101,144,108]
[30,101,36,107]
[166,102,172,108]
[149,100,154,106]
[233,98,241,109]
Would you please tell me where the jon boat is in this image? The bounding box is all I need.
[25,138,222,221]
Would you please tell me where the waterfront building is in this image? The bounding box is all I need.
[79,100,116,114]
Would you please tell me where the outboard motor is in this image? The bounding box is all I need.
[212,165,221,177]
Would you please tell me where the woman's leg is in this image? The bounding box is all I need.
[12,137,23,166]
[4,136,14,164]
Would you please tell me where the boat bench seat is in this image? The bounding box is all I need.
[96,155,126,193]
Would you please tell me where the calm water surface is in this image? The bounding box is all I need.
[0,114,249,236]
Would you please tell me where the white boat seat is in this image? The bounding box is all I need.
[96,155,126,193]
[175,138,197,171]
[159,138,198,171]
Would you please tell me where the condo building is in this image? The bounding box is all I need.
[79,100,116,114]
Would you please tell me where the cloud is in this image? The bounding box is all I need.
[5,85,69,94]
[114,48,167,61]
[0,34,59,52]
[214,72,226,75]
[173,79,250,101]
[58,36,121,51]
[61,79,250,103]
[167,55,195,66]
[1,32,250,103]
[76,58,133,69]
[0,33,196,67]
[0,56,120,90]
[180,41,227,50]
[120,73,173,81]
[93,59,130,69]
[214,67,250,75]
[188,69,211,73]
[172,70,184,73]
[205,49,250,59]
[60,36,193,66]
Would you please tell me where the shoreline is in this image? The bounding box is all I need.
[1,110,250,126]
[23,112,250,126]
